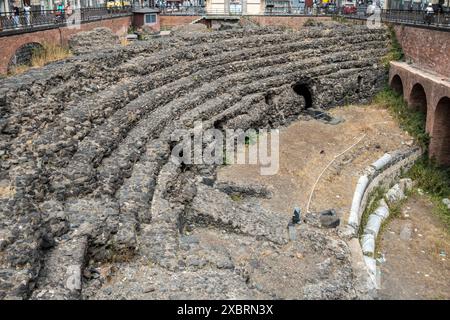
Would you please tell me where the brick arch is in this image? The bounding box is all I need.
[390,74,403,95]
[409,83,428,114]
[0,16,132,75]
[430,96,450,166]
[7,41,44,72]
[0,29,63,75]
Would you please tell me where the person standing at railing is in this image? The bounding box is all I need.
[24,2,31,26]
[425,3,434,24]
[65,2,73,17]
[12,4,20,28]
[56,2,65,22]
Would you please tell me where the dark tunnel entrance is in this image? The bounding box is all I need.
[391,75,404,96]
[409,83,428,115]
[7,42,43,73]
[293,83,313,109]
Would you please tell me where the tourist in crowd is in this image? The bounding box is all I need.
[55,2,65,21]
[23,2,31,26]
[65,2,73,17]
[12,4,20,28]
[425,3,434,25]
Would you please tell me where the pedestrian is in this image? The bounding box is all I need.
[424,3,434,25]
[65,1,73,17]
[56,2,65,22]
[312,1,318,15]
[23,2,31,26]
[12,4,20,28]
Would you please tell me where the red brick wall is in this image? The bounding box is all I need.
[133,13,160,32]
[390,62,450,166]
[245,15,332,30]
[393,25,450,77]
[160,15,202,29]
[0,16,131,74]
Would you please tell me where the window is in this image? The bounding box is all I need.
[145,14,157,25]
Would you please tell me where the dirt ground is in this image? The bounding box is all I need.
[378,195,450,300]
[218,104,450,300]
[218,104,412,220]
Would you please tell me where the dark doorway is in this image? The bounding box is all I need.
[409,83,427,115]
[7,42,43,73]
[430,97,450,166]
[391,75,404,96]
[292,83,313,109]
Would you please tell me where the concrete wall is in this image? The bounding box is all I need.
[0,16,132,74]
[393,25,450,77]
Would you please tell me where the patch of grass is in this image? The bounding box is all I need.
[358,186,385,238]
[7,64,30,76]
[381,25,404,69]
[31,42,72,68]
[373,88,429,150]
[375,88,450,231]
[120,38,129,47]
[9,42,72,76]
[332,15,348,24]
[303,18,324,27]
[408,157,450,197]
[230,194,242,202]
[127,25,137,34]
[407,157,450,230]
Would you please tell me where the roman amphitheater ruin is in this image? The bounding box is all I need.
[0,21,435,300]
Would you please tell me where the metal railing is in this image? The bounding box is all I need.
[159,5,206,16]
[159,5,337,16]
[340,8,450,28]
[0,7,133,33]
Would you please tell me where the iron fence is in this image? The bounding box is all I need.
[2,5,450,33]
[340,9,450,28]
[158,4,341,16]
[0,7,133,32]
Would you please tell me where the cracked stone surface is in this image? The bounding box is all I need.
[0,24,390,299]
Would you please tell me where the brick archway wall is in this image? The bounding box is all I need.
[390,74,404,96]
[390,62,450,167]
[409,83,428,115]
[430,96,450,166]
[0,16,132,75]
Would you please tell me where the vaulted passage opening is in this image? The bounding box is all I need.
[390,75,403,96]
[7,42,43,73]
[409,83,427,115]
[292,83,313,109]
[430,97,450,166]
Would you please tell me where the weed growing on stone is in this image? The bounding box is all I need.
[358,186,385,238]
[381,25,404,69]
[332,16,348,24]
[31,42,72,68]
[407,157,450,230]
